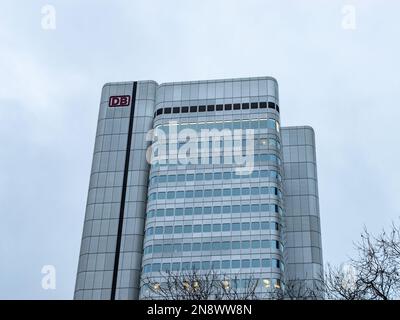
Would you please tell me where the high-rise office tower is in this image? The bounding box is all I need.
[74,77,323,300]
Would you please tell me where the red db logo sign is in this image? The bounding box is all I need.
[109,95,131,107]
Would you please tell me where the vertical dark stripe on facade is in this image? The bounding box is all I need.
[111,81,137,300]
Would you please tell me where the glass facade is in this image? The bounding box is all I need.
[74,77,323,300]
[140,78,285,298]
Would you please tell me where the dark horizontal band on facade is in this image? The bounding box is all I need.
[154,101,280,118]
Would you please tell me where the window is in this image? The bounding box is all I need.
[202,261,210,270]
[202,242,211,251]
[261,240,270,248]
[158,192,165,199]
[174,225,183,233]
[155,227,163,235]
[156,108,163,115]
[232,223,240,231]
[232,205,240,214]
[216,104,223,111]
[242,223,250,231]
[224,104,232,110]
[184,225,192,233]
[232,188,240,196]
[222,260,230,269]
[223,189,231,196]
[214,172,222,180]
[192,243,201,251]
[261,222,270,230]
[204,189,213,197]
[195,173,203,180]
[176,191,184,198]
[252,259,260,268]
[195,190,203,198]
[181,106,189,113]
[252,240,260,249]
[164,107,171,114]
[262,259,271,268]
[185,190,193,198]
[183,243,191,251]
[233,103,241,110]
[213,206,221,214]
[232,241,240,249]
[259,102,267,108]
[251,187,259,195]
[213,224,221,232]
[177,174,185,182]
[184,208,192,216]
[260,187,268,195]
[190,106,197,112]
[251,222,260,230]
[207,105,215,111]
[223,172,231,179]
[232,260,240,268]
[173,107,180,113]
[167,191,174,199]
[152,263,161,272]
[164,244,172,252]
[203,224,211,232]
[212,261,221,269]
[156,209,164,217]
[186,174,194,181]
[164,226,173,234]
[212,242,221,250]
[251,102,258,109]
[276,105,280,112]
[268,102,275,109]
[242,241,250,249]
[213,189,222,197]
[221,241,230,250]
[241,259,250,268]
[182,262,190,270]
[198,105,206,112]
[172,262,180,271]
[193,225,201,233]
[222,223,230,232]
[153,245,162,253]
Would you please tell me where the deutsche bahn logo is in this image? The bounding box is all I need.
[109,95,131,107]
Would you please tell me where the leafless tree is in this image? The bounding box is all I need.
[324,222,400,300]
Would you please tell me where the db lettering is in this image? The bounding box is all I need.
[109,95,131,107]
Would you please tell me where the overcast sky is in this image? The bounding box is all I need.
[1,0,399,299]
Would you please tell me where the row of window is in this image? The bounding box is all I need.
[143,239,282,255]
[145,221,280,236]
[149,169,282,187]
[154,118,280,133]
[148,186,282,202]
[146,204,283,219]
[154,101,280,118]
[151,153,281,167]
[152,137,281,152]
[143,258,284,274]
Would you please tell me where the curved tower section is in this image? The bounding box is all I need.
[140,77,285,298]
